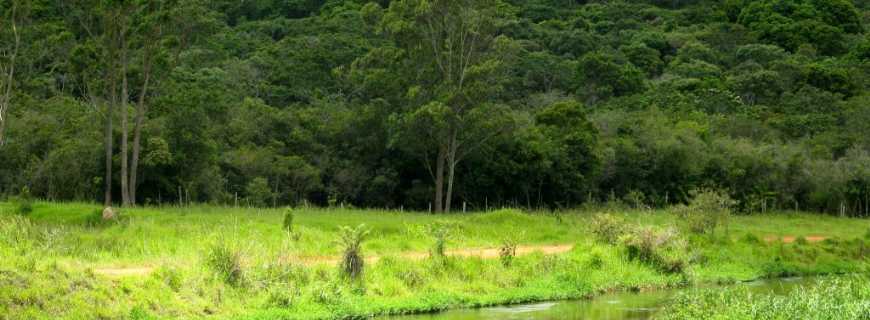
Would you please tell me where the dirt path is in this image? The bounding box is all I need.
[92,244,574,278]
[92,267,155,278]
[764,235,827,243]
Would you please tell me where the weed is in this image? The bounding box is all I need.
[427,222,451,258]
[590,213,629,245]
[795,236,808,245]
[499,238,517,267]
[128,306,155,320]
[85,209,120,227]
[675,188,735,236]
[740,232,761,244]
[621,226,688,274]
[623,190,648,210]
[283,208,294,234]
[265,285,294,308]
[336,224,370,279]
[13,186,33,215]
[586,251,604,269]
[206,242,244,286]
[154,267,184,292]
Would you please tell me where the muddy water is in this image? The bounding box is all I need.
[383,277,818,320]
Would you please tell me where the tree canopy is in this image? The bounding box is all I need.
[1,0,870,215]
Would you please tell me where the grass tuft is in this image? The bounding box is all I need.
[206,242,244,286]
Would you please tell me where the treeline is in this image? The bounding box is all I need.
[0,0,869,215]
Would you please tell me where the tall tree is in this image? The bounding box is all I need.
[0,1,23,147]
[367,0,515,212]
[129,0,216,205]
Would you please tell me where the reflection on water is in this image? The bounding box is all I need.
[382,277,817,320]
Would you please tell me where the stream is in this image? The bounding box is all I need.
[382,277,818,320]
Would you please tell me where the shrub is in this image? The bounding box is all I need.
[675,188,735,235]
[795,236,808,245]
[85,208,125,228]
[154,267,183,292]
[740,232,762,244]
[336,224,370,279]
[85,209,108,227]
[587,251,605,269]
[283,208,294,233]
[499,238,517,267]
[623,190,648,210]
[206,243,244,286]
[14,186,33,215]
[590,213,630,245]
[427,222,451,258]
[621,226,688,274]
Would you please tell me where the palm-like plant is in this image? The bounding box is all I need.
[336,224,370,279]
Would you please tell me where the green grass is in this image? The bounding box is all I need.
[658,275,870,319]
[1,202,868,319]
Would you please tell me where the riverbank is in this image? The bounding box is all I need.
[1,202,868,319]
[658,275,870,319]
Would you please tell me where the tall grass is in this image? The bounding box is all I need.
[658,276,870,319]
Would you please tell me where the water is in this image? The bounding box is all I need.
[382,277,818,320]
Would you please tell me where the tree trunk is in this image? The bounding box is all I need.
[445,160,456,213]
[445,131,458,213]
[104,85,115,207]
[0,2,18,148]
[434,146,446,213]
[0,118,5,147]
[119,41,130,206]
[129,58,151,205]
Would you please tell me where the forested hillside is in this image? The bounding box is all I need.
[1,0,869,215]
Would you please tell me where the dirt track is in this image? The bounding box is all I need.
[764,235,827,243]
[92,244,575,278]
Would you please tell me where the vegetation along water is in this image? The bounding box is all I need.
[3,0,870,319]
[1,202,869,319]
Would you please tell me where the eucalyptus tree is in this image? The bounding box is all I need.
[358,0,517,212]
[0,1,24,147]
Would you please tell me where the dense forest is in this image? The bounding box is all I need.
[1,0,869,215]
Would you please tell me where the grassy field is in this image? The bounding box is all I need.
[1,202,868,319]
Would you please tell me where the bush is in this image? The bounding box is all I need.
[621,226,688,274]
[499,238,517,267]
[675,188,735,235]
[590,213,630,245]
[427,222,450,258]
[283,208,294,233]
[740,232,762,244]
[14,186,33,215]
[206,243,244,286]
[336,224,370,280]
[795,236,808,245]
[586,251,605,269]
[623,190,648,210]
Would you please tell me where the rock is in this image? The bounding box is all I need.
[102,207,116,220]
